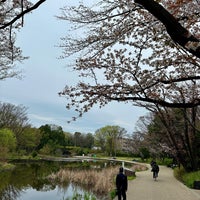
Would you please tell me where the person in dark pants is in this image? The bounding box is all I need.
[151,161,159,181]
[116,167,128,200]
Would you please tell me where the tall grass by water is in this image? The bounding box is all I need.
[49,166,118,196]
[48,163,146,199]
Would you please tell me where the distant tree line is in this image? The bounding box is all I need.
[2,101,200,172]
[0,102,129,159]
[0,102,96,158]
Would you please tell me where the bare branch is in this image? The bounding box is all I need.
[0,0,46,29]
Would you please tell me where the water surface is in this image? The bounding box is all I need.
[0,161,95,200]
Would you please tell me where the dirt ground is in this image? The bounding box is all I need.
[114,164,200,200]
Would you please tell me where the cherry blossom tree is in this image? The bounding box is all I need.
[0,0,46,80]
[58,0,200,119]
[58,0,200,170]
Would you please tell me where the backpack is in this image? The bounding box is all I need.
[152,164,159,172]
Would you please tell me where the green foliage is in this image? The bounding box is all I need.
[174,166,186,182]
[84,133,95,149]
[128,176,136,180]
[0,102,42,156]
[157,158,173,166]
[18,127,42,153]
[67,132,95,149]
[139,147,150,160]
[65,192,96,200]
[65,146,90,156]
[31,151,37,158]
[147,108,200,171]
[94,125,126,156]
[39,144,54,155]
[110,189,117,200]
[0,128,16,150]
[174,166,200,188]
[182,171,200,188]
[0,128,17,160]
[0,102,29,133]
[38,124,67,155]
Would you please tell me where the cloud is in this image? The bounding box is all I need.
[0,1,147,135]
[29,114,55,123]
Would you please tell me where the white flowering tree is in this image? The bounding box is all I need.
[0,0,45,80]
[58,0,200,171]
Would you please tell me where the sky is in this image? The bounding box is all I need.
[0,0,147,134]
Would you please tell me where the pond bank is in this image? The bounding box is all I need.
[0,157,147,199]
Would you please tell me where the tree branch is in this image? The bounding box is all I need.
[0,0,46,29]
[159,76,200,84]
[134,0,200,58]
[106,95,200,108]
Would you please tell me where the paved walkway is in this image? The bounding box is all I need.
[114,164,200,200]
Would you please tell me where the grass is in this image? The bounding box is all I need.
[65,192,97,200]
[174,166,185,181]
[174,166,200,188]
[182,171,200,188]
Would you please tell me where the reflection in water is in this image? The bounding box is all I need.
[0,161,86,200]
[18,184,82,200]
[0,185,21,200]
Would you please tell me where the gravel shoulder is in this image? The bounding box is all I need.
[114,164,200,200]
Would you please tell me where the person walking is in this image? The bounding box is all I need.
[116,167,128,200]
[151,161,159,181]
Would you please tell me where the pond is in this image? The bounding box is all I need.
[0,160,112,200]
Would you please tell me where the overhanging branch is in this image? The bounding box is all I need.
[0,0,46,29]
[107,95,200,108]
[134,0,200,58]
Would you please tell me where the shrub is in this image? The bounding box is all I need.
[182,171,200,188]
[174,166,185,182]
[173,166,200,189]
[32,151,37,158]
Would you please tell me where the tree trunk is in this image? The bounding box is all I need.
[134,0,200,58]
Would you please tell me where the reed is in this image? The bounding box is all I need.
[48,163,146,197]
[48,166,118,196]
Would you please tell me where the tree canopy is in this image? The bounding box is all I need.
[57,0,200,121]
[0,128,16,160]
[56,0,200,171]
[94,125,127,156]
[0,102,29,144]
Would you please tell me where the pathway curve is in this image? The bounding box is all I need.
[115,164,200,200]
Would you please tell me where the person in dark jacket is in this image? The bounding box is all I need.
[151,161,159,181]
[116,167,128,200]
